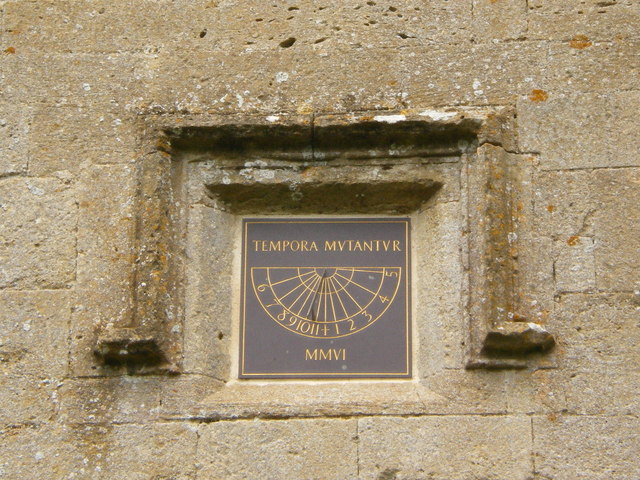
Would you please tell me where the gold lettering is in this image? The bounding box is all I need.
[305,348,347,360]
[393,240,401,251]
[325,240,337,251]
[363,240,373,251]
[353,240,363,251]
[383,240,391,251]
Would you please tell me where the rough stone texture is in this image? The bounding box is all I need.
[518,92,640,170]
[533,415,640,480]
[592,168,640,291]
[0,177,76,289]
[0,291,70,378]
[1,1,638,478]
[358,415,532,480]
[554,236,596,293]
[198,418,358,480]
[551,293,639,372]
[0,423,197,479]
[0,101,30,176]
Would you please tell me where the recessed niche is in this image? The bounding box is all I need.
[93,108,555,394]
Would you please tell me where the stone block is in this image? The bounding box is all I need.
[414,201,465,372]
[592,168,640,291]
[423,370,509,414]
[533,415,640,479]
[159,375,225,420]
[528,0,640,42]
[180,382,427,420]
[0,177,76,289]
[533,169,595,237]
[516,234,555,319]
[399,41,548,107]
[0,101,30,176]
[518,93,613,170]
[0,425,87,478]
[152,45,411,115]
[198,418,358,480]
[0,423,197,479]
[551,293,639,372]
[0,291,69,378]
[563,370,640,416]
[504,369,568,414]
[198,0,472,53]
[554,236,596,293]
[2,52,154,110]
[104,423,197,479]
[182,205,235,378]
[58,377,161,425]
[70,165,136,376]
[358,415,532,480]
[472,0,527,42]
[28,106,139,176]
[2,0,199,54]
[0,376,58,425]
[545,40,640,93]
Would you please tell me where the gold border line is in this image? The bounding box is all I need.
[240,218,411,377]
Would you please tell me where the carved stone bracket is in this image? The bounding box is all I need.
[465,138,555,369]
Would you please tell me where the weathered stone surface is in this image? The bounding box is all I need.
[545,40,640,93]
[533,415,640,480]
[358,415,532,480]
[0,423,197,479]
[0,177,76,289]
[2,0,198,54]
[2,52,153,110]
[472,0,527,42]
[554,236,596,293]
[70,165,136,376]
[182,205,235,379]
[0,291,69,378]
[528,0,640,42]
[198,418,358,480]
[551,293,640,372]
[533,169,595,237]
[518,92,640,170]
[58,377,161,425]
[0,376,58,426]
[592,168,640,291]
[0,101,30,176]
[28,106,139,176]
[415,201,465,372]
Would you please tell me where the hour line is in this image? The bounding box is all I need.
[269,269,314,287]
[334,272,377,295]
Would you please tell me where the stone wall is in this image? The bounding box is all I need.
[1,1,639,479]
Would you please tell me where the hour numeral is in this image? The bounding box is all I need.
[362,310,373,322]
[379,295,389,303]
[385,270,398,277]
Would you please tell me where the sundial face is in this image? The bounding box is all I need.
[239,218,411,378]
[251,266,402,339]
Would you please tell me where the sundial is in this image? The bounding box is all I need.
[239,218,411,378]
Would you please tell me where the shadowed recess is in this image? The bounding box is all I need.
[166,117,480,160]
[206,180,441,214]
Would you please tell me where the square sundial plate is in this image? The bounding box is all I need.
[239,217,411,379]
